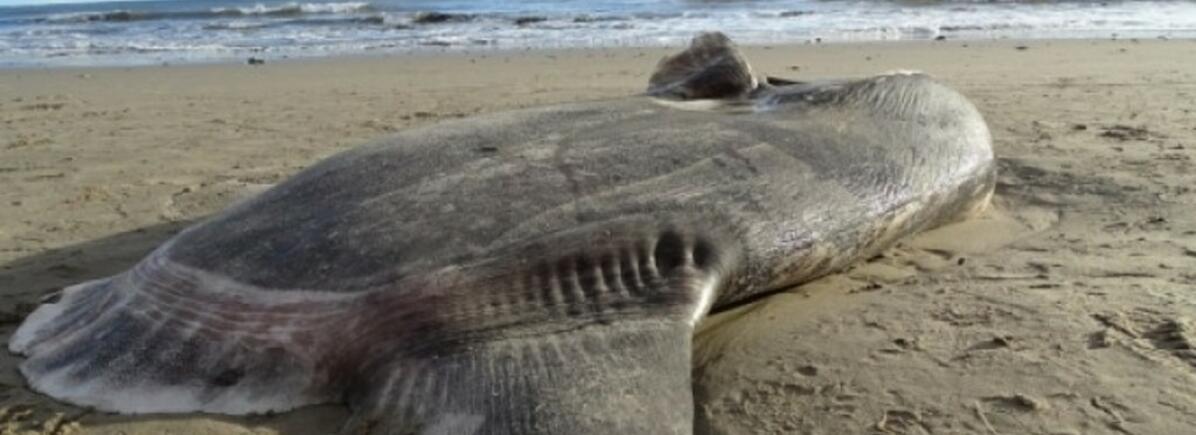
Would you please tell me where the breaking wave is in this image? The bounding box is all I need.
[40,2,373,23]
[211,2,373,17]
[5,0,1196,67]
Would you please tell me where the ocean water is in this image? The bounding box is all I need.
[1,0,1195,67]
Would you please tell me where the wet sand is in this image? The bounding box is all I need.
[2,39,1196,434]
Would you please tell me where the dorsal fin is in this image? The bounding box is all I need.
[647,32,758,100]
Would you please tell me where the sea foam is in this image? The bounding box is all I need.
[3,0,1196,67]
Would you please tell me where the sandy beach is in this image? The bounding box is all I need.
[2,39,1195,434]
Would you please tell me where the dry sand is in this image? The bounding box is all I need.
[2,39,1195,434]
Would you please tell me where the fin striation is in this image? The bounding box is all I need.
[343,320,694,435]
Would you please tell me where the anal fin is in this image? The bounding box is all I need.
[341,226,738,434]
[343,319,696,435]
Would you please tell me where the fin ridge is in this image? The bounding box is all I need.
[8,252,363,414]
[647,31,758,100]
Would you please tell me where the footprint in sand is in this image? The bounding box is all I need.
[159,180,274,222]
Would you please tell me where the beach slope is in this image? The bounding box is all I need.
[1,39,1195,434]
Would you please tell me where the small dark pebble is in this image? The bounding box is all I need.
[1072,123,1088,131]
[1088,331,1112,349]
[247,57,265,65]
[935,35,947,41]
[1015,45,1029,51]
[796,365,819,376]
[478,146,499,153]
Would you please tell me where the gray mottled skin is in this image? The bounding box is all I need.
[8,33,994,434]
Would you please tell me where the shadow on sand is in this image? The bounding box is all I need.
[0,222,187,308]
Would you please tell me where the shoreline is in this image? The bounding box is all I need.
[1,36,1190,71]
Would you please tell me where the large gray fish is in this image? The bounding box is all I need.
[8,33,994,434]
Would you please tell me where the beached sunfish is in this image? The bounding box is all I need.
[8,32,994,434]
